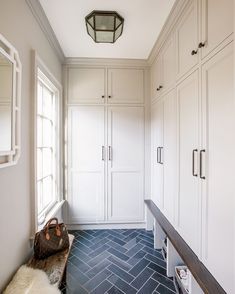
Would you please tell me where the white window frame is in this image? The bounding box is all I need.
[32,51,63,233]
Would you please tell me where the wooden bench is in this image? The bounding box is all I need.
[145,200,226,294]
[27,234,74,287]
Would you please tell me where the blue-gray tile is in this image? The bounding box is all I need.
[145,253,166,268]
[86,258,111,279]
[126,243,144,257]
[107,247,129,261]
[108,263,134,283]
[138,278,159,294]
[69,255,91,273]
[148,262,167,276]
[108,275,137,294]
[152,272,176,292]
[90,280,113,294]
[155,283,176,294]
[131,267,154,290]
[129,258,150,276]
[127,250,147,266]
[83,268,112,292]
[107,286,124,294]
[107,240,128,254]
[108,255,132,272]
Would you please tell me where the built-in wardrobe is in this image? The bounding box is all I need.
[150,0,234,292]
[64,63,149,227]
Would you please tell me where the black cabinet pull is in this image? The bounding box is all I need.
[159,85,163,90]
[156,87,160,92]
[200,149,206,179]
[198,42,205,48]
[191,49,198,56]
[192,149,198,177]
[102,95,105,98]
[157,147,160,163]
[160,147,163,164]
[108,95,112,98]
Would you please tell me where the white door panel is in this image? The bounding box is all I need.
[108,107,144,221]
[177,71,200,255]
[201,43,234,294]
[68,106,105,223]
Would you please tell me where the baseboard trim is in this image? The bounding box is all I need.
[67,222,146,230]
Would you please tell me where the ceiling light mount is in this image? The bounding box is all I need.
[85,10,124,43]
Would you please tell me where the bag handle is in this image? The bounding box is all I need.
[44,218,61,240]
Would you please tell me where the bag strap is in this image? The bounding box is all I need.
[44,218,61,240]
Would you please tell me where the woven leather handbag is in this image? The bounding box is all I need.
[34,218,69,259]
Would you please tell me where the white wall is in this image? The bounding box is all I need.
[0,0,62,291]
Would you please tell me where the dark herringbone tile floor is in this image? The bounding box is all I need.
[60,229,176,294]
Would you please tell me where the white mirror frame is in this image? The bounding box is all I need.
[0,34,22,168]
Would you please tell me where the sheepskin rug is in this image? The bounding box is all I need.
[4,265,61,294]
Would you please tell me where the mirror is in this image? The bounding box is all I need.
[0,34,22,168]
[0,52,13,152]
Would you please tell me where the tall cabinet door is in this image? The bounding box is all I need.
[163,90,177,225]
[151,100,164,210]
[201,43,234,294]
[67,106,105,223]
[107,107,145,222]
[177,71,200,255]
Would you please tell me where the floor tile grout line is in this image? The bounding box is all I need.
[130,261,154,286]
[107,260,137,280]
[145,257,167,270]
[137,275,159,293]
[150,270,175,284]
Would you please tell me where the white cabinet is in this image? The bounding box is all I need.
[151,100,164,209]
[162,36,176,92]
[151,55,162,100]
[201,0,233,58]
[201,43,234,294]
[151,90,177,224]
[107,107,145,221]
[67,105,145,224]
[176,0,199,78]
[162,90,177,224]
[68,68,105,104]
[67,106,105,223]
[67,67,145,105]
[176,70,200,255]
[107,68,144,104]
[151,35,175,100]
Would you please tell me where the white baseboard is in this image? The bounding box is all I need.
[66,222,146,230]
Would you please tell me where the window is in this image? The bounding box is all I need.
[36,68,61,225]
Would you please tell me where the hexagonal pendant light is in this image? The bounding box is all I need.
[85,11,124,43]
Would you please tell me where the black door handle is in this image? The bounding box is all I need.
[160,147,163,164]
[200,149,206,179]
[192,149,198,177]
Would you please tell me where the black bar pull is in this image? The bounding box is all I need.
[198,42,205,48]
[200,149,206,179]
[160,147,163,164]
[192,149,198,177]
[157,147,160,163]
[191,49,198,56]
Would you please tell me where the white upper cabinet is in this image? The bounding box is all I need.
[201,0,233,58]
[161,36,176,93]
[68,68,106,104]
[201,43,234,294]
[176,0,199,78]
[151,55,162,100]
[107,68,144,104]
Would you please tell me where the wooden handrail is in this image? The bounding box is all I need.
[145,200,226,294]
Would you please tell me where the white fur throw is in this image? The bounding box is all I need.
[4,265,61,294]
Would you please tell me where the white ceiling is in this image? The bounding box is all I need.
[39,0,176,59]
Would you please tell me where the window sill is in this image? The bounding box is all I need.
[30,200,66,246]
[38,200,66,231]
